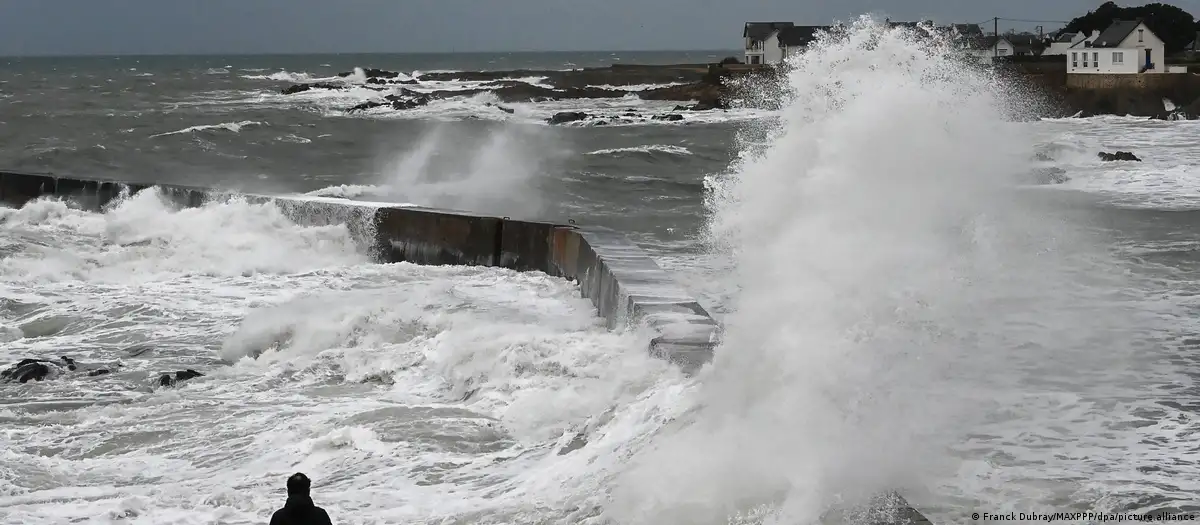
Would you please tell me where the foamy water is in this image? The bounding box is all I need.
[6,18,1200,525]
[0,191,685,524]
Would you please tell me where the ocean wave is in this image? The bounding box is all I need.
[585,145,693,156]
[241,70,338,83]
[589,82,688,91]
[149,120,265,138]
[303,184,382,199]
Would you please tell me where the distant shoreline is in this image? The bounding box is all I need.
[0,49,743,60]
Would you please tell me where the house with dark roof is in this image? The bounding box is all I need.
[763,25,834,63]
[1066,19,1167,74]
[744,22,794,64]
[1045,31,1091,56]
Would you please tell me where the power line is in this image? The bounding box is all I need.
[995,17,1072,24]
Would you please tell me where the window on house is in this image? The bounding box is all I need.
[1138,29,1144,42]
[1093,52,1098,66]
[1072,52,1078,68]
[1083,54,1089,67]
[1113,51,1123,64]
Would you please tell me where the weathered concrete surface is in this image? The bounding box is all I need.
[552,227,720,371]
[375,206,502,267]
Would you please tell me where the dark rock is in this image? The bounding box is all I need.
[652,114,684,121]
[548,111,590,125]
[1098,151,1141,162]
[486,102,515,114]
[339,68,401,79]
[281,82,344,95]
[347,100,390,112]
[158,369,204,387]
[1153,96,1200,120]
[366,77,419,86]
[2,356,115,383]
[1,359,53,383]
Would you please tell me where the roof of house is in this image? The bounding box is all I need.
[1054,32,1077,43]
[963,35,1004,50]
[952,23,984,35]
[1091,20,1145,48]
[993,33,1044,54]
[774,25,831,47]
[744,22,794,40]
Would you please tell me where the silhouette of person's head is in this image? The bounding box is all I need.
[287,472,311,496]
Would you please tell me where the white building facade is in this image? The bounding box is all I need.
[1068,21,1166,74]
[744,22,793,64]
[1045,31,1096,55]
[960,36,1015,64]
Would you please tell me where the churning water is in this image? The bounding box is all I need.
[3,18,1199,525]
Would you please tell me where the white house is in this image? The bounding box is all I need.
[960,35,1026,64]
[744,22,794,64]
[966,36,1014,62]
[1044,31,1097,55]
[763,25,830,64]
[1067,20,1166,74]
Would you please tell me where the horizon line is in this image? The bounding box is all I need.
[0,48,743,59]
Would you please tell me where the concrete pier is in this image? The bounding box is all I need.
[0,170,721,372]
[0,169,936,525]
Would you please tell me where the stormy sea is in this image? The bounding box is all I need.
[3,19,1200,525]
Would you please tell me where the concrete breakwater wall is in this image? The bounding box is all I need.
[0,170,720,372]
[0,171,940,525]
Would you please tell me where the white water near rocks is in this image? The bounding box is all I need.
[3,19,1200,525]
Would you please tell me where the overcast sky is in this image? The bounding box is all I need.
[2,0,1198,56]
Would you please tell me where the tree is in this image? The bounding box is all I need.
[1062,1,1196,53]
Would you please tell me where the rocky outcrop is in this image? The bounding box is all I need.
[280,62,777,116]
[548,111,589,125]
[339,68,402,79]
[281,83,343,95]
[414,65,708,90]
[1,356,115,383]
[159,369,204,387]
[1098,151,1141,162]
[2,356,206,388]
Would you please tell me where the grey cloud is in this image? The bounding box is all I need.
[1,0,1197,55]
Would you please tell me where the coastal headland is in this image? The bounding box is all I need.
[278,62,781,125]
[278,59,1200,122]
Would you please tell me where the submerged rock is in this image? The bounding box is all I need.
[280,83,345,95]
[1,356,118,383]
[338,68,402,79]
[548,111,590,125]
[158,369,204,387]
[1098,151,1141,162]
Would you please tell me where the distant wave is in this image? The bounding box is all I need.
[242,71,329,83]
[204,68,230,75]
[150,121,265,138]
[585,145,693,156]
[588,82,687,91]
[305,184,384,199]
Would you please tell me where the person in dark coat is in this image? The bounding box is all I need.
[269,472,333,525]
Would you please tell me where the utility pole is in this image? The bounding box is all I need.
[994,17,999,57]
